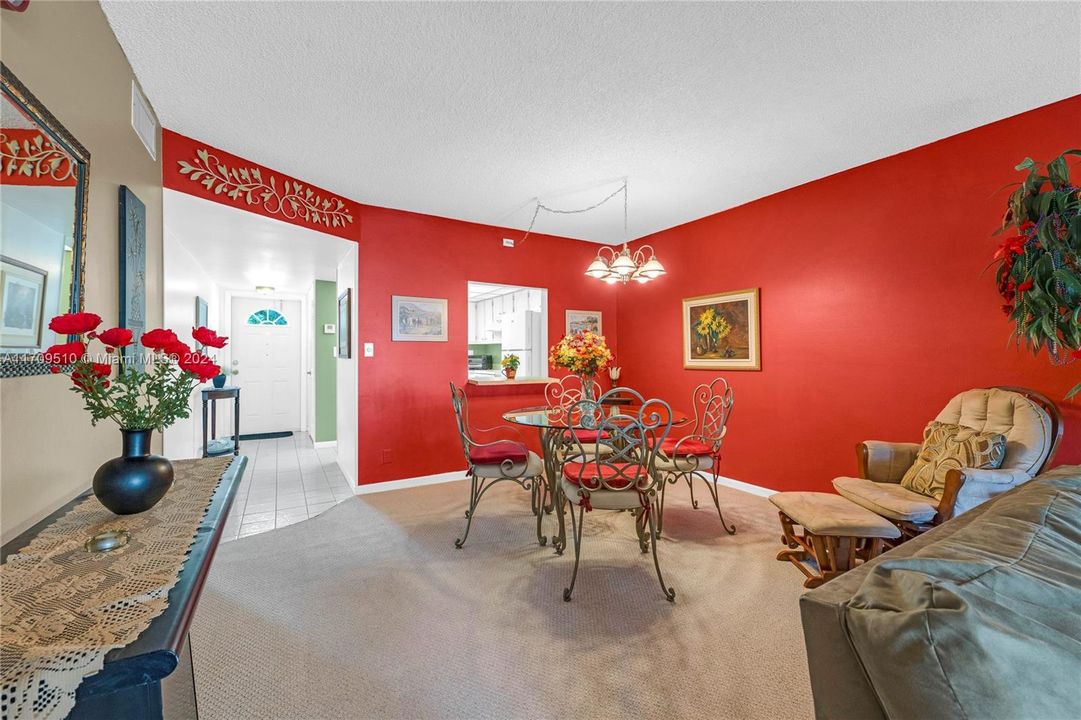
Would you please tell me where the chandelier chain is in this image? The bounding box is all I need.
[518,179,628,246]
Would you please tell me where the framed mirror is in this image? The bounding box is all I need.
[0,62,90,377]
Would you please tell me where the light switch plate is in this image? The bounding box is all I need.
[323,323,336,334]
[363,342,374,357]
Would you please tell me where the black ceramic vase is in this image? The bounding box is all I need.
[93,429,174,515]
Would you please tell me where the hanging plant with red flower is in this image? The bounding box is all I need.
[992,149,1081,398]
[42,314,228,430]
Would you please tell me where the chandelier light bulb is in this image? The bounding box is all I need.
[610,250,636,276]
[584,258,611,279]
[639,257,666,279]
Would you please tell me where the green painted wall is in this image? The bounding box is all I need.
[314,280,338,442]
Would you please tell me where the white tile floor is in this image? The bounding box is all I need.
[221,433,354,542]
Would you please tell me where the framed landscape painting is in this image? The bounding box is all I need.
[682,288,760,370]
[565,309,601,335]
[0,255,46,349]
[392,295,447,342]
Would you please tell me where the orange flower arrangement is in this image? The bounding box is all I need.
[549,330,612,377]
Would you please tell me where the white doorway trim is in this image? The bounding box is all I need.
[222,289,310,435]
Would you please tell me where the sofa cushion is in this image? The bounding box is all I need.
[841,465,1081,720]
[934,387,1051,474]
[833,476,937,524]
[900,421,1006,499]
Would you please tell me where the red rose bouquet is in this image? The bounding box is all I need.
[43,312,227,431]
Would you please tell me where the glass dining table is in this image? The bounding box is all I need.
[502,405,690,553]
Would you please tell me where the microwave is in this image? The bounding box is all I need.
[468,355,493,370]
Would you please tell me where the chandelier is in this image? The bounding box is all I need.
[584,243,665,284]
[517,178,666,285]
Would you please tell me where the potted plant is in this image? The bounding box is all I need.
[43,313,228,514]
[501,353,521,379]
[992,150,1080,398]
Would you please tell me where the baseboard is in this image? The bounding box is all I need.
[712,474,777,498]
[354,469,466,495]
[350,468,775,498]
[313,441,337,449]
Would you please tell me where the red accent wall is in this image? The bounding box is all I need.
[356,205,619,484]
[617,95,1081,493]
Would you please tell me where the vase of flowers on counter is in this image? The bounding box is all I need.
[549,330,612,426]
[501,353,520,379]
[43,312,228,515]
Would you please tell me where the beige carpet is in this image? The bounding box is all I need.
[190,478,814,719]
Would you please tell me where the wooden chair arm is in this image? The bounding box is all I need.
[934,469,965,525]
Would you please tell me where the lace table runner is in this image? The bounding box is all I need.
[0,456,235,720]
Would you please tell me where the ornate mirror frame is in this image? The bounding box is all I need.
[1,62,90,378]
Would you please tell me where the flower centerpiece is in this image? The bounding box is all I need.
[991,150,1080,398]
[43,312,228,514]
[501,353,521,379]
[549,330,613,401]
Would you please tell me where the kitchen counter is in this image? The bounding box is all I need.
[467,375,557,387]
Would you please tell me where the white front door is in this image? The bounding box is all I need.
[231,296,302,435]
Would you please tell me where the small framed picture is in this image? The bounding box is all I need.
[565,309,602,336]
[0,255,47,349]
[337,289,351,358]
[392,295,448,342]
[682,288,760,370]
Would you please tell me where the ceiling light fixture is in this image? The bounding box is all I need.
[517,178,665,285]
[255,285,275,294]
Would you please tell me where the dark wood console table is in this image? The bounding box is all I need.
[201,386,240,458]
[0,456,247,720]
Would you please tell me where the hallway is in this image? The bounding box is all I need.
[222,434,353,542]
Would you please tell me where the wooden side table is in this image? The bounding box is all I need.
[201,386,240,458]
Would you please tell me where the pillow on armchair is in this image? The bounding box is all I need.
[900,422,1007,499]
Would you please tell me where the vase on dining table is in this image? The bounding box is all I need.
[578,373,599,429]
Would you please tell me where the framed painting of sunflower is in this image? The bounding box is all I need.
[682,288,760,370]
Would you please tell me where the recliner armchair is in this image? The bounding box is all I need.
[833,386,1062,536]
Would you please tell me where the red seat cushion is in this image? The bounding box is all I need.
[566,428,610,443]
[562,462,641,489]
[469,440,528,465]
[658,437,716,457]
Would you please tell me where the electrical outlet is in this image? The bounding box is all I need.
[502,237,515,248]
[381,449,393,464]
[363,342,374,357]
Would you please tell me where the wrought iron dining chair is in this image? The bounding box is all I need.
[655,378,736,535]
[545,375,612,458]
[449,383,544,548]
[559,387,675,601]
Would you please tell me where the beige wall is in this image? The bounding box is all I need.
[1,2,163,542]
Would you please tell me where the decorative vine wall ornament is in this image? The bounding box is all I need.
[1,131,76,182]
[992,149,1081,398]
[177,148,354,228]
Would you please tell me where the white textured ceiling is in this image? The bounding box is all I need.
[164,190,353,294]
[104,1,1080,244]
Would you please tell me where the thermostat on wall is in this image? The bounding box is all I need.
[323,323,336,334]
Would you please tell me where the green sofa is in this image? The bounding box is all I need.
[799,464,1081,720]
